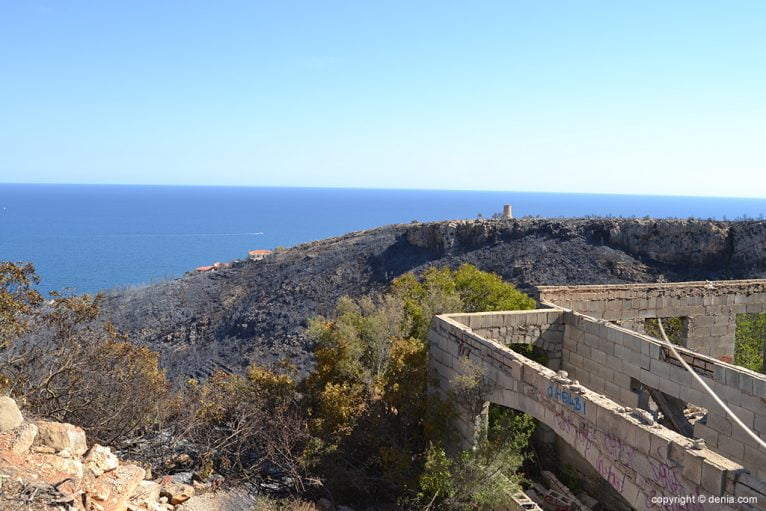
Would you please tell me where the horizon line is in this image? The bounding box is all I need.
[1,181,766,202]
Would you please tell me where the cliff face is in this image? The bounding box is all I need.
[98,218,766,380]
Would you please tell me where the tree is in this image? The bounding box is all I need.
[304,264,536,505]
[0,262,42,350]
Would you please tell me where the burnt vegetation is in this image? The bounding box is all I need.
[96,218,766,381]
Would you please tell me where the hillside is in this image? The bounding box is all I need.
[100,218,766,380]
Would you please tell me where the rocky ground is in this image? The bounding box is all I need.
[0,397,192,511]
[98,217,766,380]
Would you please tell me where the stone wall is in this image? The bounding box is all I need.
[427,314,766,510]
[536,280,766,360]
[449,309,565,370]
[559,309,766,480]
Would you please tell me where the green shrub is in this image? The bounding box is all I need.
[305,264,536,505]
[735,313,766,372]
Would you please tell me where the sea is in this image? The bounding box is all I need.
[2,184,765,296]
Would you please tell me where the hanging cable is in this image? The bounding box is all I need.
[656,318,766,451]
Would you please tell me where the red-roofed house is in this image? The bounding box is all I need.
[248,249,273,261]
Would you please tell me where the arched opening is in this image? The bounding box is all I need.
[487,402,631,511]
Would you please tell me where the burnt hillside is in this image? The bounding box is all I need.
[99,218,766,380]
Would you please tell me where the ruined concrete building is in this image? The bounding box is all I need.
[428,280,766,510]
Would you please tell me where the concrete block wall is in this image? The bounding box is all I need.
[560,310,766,479]
[449,309,565,370]
[427,313,762,510]
[537,280,766,360]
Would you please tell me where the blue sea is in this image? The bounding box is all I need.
[2,184,765,296]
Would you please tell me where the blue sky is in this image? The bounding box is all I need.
[1,1,765,197]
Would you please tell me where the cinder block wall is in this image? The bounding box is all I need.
[561,311,766,479]
[448,309,565,370]
[537,280,766,360]
[427,314,763,510]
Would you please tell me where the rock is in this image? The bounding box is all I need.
[36,420,88,456]
[84,444,120,476]
[132,480,162,500]
[34,453,85,479]
[58,447,75,458]
[176,488,257,511]
[6,422,38,454]
[129,480,163,510]
[168,471,193,484]
[31,445,56,454]
[0,396,23,432]
[83,464,146,511]
[160,482,195,505]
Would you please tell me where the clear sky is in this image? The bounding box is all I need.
[1,1,765,197]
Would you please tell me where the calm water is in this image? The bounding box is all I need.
[1,184,765,295]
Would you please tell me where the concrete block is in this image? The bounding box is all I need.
[595,364,615,383]
[753,414,766,435]
[649,358,672,380]
[604,381,623,403]
[669,367,693,387]
[620,478,641,508]
[682,450,704,486]
[707,412,733,436]
[639,368,660,390]
[729,405,755,428]
[650,433,671,461]
[739,374,755,394]
[715,382,743,407]
[619,389,639,408]
[635,426,652,454]
[614,344,631,362]
[622,362,642,381]
[748,375,766,397]
[718,435,745,461]
[701,459,727,496]
[679,385,704,407]
[667,441,687,465]
[694,422,719,447]
[743,441,766,474]
[640,339,651,356]
[624,334,642,353]
[590,348,607,365]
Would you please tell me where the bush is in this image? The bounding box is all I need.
[304,264,536,505]
[0,279,169,446]
[735,313,766,372]
[416,410,535,510]
[178,364,312,491]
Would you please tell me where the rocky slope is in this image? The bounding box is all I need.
[99,218,766,380]
[0,397,195,511]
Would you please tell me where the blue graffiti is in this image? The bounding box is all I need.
[547,384,587,415]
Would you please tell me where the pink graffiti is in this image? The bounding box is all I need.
[646,462,704,511]
[596,455,626,492]
[649,461,684,494]
[553,411,635,470]
[599,430,636,469]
